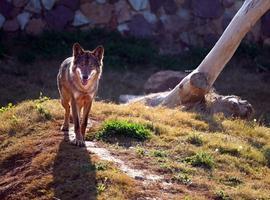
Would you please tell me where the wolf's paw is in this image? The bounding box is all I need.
[60,124,69,131]
[70,138,85,147]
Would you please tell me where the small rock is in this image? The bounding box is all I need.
[0,0,13,18]
[134,175,145,180]
[0,14,5,29]
[58,0,79,10]
[115,0,131,23]
[117,23,129,33]
[26,18,46,35]
[192,0,224,19]
[128,14,152,38]
[12,0,28,8]
[142,10,157,24]
[96,0,106,4]
[41,0,56,10]
[17,12,31,30]
[3,18,19,31]
[72,10,90,26]
[80,2,113,24]
[128,0,148,11]
[45,5,74,30]
[144,70,187,93]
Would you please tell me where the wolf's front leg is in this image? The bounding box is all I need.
[71,99,85,147]
[60,99,70,131]
[81,101,92,140]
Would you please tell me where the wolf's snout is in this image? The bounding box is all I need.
[82,75,88,80]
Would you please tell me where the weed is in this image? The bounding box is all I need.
[215,190,232,200]
[263,147,270,166]
[135,146,146,157]
[0,103,14,113]
[187,134,203,146]
[172,173,192,185]
[95,162,109,171]
[222,176,243,187]
[36,104,52,120]
[219,146,240,157]
[185,152,215,169]
[97,183,106,194]
[151,149,167,158]
[96,120,151,140]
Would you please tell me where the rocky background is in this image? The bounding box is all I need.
[1,0,270,53]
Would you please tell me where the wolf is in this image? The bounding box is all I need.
[57,43,104,146]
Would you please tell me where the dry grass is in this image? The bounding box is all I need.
[0,99,270,199]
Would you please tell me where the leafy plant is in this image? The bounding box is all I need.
[215,190,232,200]
[0,103,14,114]
[96,120,151,140]
[187,134,203,146]
[185,152,215,169]
[172,173,192,185]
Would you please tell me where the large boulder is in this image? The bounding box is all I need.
[17,12,31,30]
[58,0,79,10]
[0,0,13,18]
[13,0,28,8]
[192,0,224,19]
[80,2,113,24]
[144,70,187,93]
[25,0,42,14]
[128,14,152,38]
[115,0,131,23]
[45,5,73,30]
[3,18,19,32]
[26,18,46,35]
[128,0,148,11]
[149,0,163,13]
[41,0,56,10]
[72,10,90,26]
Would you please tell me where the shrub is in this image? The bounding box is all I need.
[187,134,203,146]
[96,120,151,141]
[185,152,215,169]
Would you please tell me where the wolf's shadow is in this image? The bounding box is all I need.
[53,130,97,200]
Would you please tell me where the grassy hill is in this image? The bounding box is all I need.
[0,98,270,200]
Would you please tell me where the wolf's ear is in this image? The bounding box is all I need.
[92,45,104,61]
[73,43,84,57]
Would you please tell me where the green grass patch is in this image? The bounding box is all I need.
[96,120,152,141]
[185,152,215,169]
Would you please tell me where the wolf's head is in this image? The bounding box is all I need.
[72,43,104,88]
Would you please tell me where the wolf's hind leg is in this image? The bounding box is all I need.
[61,99,70,131]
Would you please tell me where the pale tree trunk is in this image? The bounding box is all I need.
[121,0,270,119]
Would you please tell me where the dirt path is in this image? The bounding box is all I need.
[67,126,211,200]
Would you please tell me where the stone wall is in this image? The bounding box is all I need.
[1,0,270,53]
